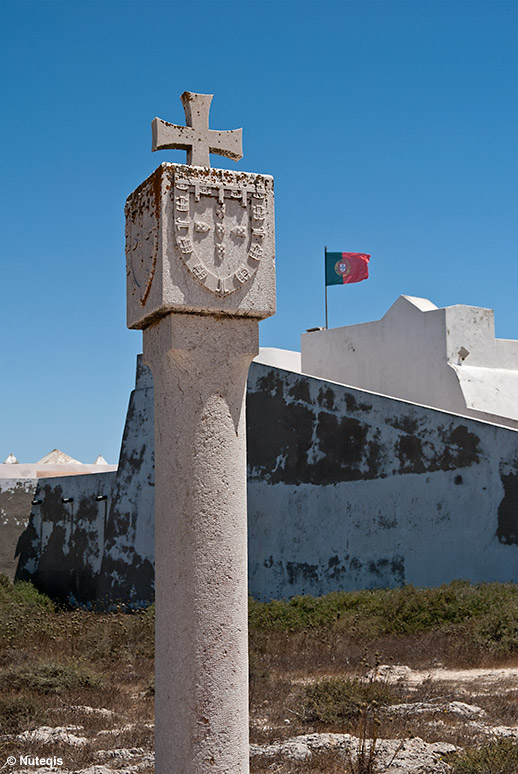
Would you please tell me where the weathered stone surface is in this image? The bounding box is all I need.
[14,471,114,604]
[144,313,258,774]
[246,363,518,598]
[97,355,154,606]
[126,163,275,329]
[17,725,88,745]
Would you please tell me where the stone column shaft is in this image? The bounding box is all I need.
[144,312,258,774]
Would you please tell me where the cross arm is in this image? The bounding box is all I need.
[208,129,243,161]
[151,118,195,153]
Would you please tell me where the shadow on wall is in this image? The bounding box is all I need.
[15,473,115,605]
[15,355,155,608]
[0,480,36,581]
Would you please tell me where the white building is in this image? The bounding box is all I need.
[301,295,518,429]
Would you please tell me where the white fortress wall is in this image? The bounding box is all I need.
[14,354,518,603]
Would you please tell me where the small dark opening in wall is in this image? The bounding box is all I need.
[454,475,463,485]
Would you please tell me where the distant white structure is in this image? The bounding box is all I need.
[0,449,116,480]
[37,449,82,465]
[301,295,518,430]
[0,449,116,581]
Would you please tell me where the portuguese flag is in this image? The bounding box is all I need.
[325,252,370,286]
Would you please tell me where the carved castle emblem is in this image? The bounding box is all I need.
[173,174,267,296]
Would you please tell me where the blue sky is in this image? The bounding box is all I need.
[1,0,517,463]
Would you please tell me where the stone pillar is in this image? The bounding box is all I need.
[125,158,275,774]
[145,314,257,773]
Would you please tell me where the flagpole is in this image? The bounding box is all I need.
[324,245,328,329]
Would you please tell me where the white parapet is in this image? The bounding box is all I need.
[301,294,518,429]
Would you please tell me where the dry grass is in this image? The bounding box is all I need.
[0,576,154,771]
[248,582,518,771]
[250,750,346,773]
[2,576,518,771]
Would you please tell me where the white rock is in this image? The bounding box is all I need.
[77,768,116,774]
[94,747,145,760]
[70,705,115,717]
[491,725,518,737]
[388,699,485,720]
[251,732,457,774]
[369,664,413,682]
[447,701,486,718]
[17,725,88,746]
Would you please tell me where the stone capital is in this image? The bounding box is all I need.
[126,163,275,330]
[144,312,259,364]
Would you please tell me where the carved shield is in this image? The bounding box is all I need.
[173,175,266,296]
[126,187,159,307]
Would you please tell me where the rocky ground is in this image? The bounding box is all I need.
[3,664,518,773]
[5,581,518,773]
[248,663,518,773]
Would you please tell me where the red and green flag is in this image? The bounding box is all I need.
[325,251,370,286]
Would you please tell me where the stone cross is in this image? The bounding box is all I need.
[152,91,243,167]
[126,92,275,774]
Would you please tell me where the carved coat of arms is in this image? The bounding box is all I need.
[172,173,268,297]
[126,164,275,329]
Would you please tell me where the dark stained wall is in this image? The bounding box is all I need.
[247,365,518,599]
[14,358,518,605]
[0,480,36,580]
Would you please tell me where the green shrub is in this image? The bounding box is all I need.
[11,581,54,610]
[0,660,103,695]
[77,609,155,662]
[0,579,54,610]
[249,649,270,683]
[0,573,11,589]
[249,582,518,640]
[474,610,518,654]
[448,737,518,773]
[304,676,397,724]
[0,694,41,733]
